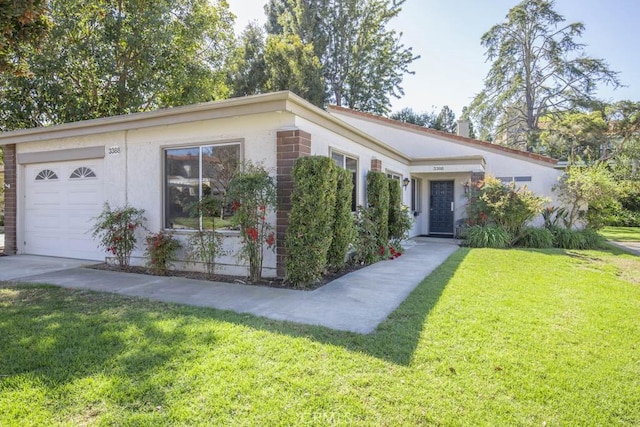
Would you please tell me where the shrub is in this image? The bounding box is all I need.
[515,227,554,248]
[144,231,182,275]
[327,168,356,271]
[228,163,277,283]
[551,227,587,249]
[367,171,389,247]
[285,156,337,287]
[187,231,225,277]
[580,228,606,249]
[466,175,546,240]
[553,162,618,229]
[352,206,382,265]
[91,203,146,268]
[462,225,511,248]
[388,178,408,242]
[186,196,226,277]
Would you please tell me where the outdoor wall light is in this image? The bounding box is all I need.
[402,177,410,189]
[462,179,471,194]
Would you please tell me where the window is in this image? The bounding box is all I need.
[35,169,58,181]
[411,178,422,212]
[386,171,402,181]
[69,167,96,179]
[497,176,532,184]
[165,143,240,229]
[331,150,358,211]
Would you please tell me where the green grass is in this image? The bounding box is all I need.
[600,226,640,242]
[1,247,639,425]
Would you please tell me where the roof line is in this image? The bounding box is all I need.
[327,105,558,165]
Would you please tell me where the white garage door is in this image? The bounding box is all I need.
[24,160,105,260]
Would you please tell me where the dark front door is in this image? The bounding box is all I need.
[429,180,454,235]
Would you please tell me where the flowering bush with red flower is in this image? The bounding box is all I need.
[144,231,182,275]
[228,163,277,282]
[91,203,146,268]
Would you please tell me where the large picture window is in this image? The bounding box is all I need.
[165,143,240,229]
[331,150,358,211]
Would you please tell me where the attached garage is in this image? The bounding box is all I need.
[22,158,105,260]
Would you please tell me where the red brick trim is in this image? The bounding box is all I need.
[3,144,16,254]
[371,158,382,172]
[276,130,311,278]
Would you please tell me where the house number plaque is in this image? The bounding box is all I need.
[108,146,121,155]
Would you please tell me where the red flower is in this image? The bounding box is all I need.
[259,205,266,212]
[232,201,241,212]
[128,223,135,230]
[265,232,275,247]
[246,227,259,241]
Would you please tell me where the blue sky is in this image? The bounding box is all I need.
[228,0,640,117]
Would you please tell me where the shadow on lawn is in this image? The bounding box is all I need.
[0,247,467,386]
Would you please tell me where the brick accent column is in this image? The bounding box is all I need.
[276,130,311,278]
[371,158,382,172]
[3,144,16,254]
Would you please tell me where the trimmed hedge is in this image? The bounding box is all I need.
[285,156,337,287]
[367,171,389,247]
[327,167,356,271]
[387,178,403,241]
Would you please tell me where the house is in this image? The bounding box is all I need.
[0,91,562,277]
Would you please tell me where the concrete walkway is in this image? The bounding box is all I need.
[608,240,640,256]
[0,238,459,334]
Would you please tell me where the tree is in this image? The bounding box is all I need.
[0,0,235,131]
[0,0,50,76]
[431,105,457,133]
[461,106,477,139]
[553,162,617,229]
[263,34,326,106]
[229,22,268,97]
[469,0,620,150]
[389,107,434,127]
[265,0,417,114]
[540,111,607,161]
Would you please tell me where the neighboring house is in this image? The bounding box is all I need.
[0,91,562,277]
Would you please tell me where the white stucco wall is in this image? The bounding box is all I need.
[330,110,564,230]
[15,111,296,277]
[294,116,413,210]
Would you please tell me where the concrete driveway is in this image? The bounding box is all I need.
[0,255,98,281]
[0,239,459,334]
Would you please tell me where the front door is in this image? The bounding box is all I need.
[429,180,454,235]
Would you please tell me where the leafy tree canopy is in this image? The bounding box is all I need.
[0,0,235,131]
[469,0,620,150]
[0,0,50,76]
[265,0,417,114]
[390,105,458,134]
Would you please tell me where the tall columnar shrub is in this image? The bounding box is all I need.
[91,203,146,268]
[228,163,277,283]
[327,168,356,271]
[367,171,389,248]
[285,156,337,287]
[387,178,405,242]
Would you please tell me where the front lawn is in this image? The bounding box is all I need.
[600,226,640,242]
[1,247,639,425]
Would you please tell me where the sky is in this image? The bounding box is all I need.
[228,0,640,117]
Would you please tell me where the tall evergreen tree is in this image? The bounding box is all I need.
[469,0,620,150]
[265,0,417,114]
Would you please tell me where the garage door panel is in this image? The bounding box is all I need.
[24,160,105,260]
